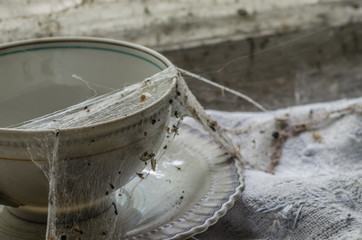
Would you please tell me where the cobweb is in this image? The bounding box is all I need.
[18,63,362,240]
[8,26,362,238]
[14,65,244,240]
[12,67,175,130]
[2,2,362,238]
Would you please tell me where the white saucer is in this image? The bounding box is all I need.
[0,124,244,240]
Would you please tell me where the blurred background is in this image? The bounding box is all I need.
[1,0,362,112]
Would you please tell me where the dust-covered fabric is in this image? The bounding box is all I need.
[190,97,362,240]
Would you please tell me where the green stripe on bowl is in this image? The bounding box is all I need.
[0,46,164,71]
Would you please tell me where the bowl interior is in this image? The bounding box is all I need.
[0,39,169,128]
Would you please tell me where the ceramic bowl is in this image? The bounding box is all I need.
[0,37,176,223]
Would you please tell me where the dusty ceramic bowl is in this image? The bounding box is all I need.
[0,37,176,223]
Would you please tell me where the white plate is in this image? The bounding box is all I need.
[0,125,244,240]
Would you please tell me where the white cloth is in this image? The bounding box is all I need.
[191,98,362,240]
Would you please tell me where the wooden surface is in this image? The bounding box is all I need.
[162,22,362,111]
[1,0,361,112]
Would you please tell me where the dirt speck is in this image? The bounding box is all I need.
[237,8,248,17]
[272,131,279,139]
[140,94,147,102]
[312,132,323,143]
[137,173,145,179]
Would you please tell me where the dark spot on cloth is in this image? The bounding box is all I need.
[309,109,314,118]
[144,6,150,14]
[102,231,107,236]
[209,124,216,131]
[272,131,279,139]
[109,183,115,189]
[83,106,88,110]
[163,145,168,149]
[60,235,67,240]
[208,120,217,132]
[105,191,109,195]
[151,119,156,125]
[144,132,148,136]
[169,99,173,104]
[304,148,318,157]
[237,8,248,17]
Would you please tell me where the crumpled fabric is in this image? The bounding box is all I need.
[190,97,362,240]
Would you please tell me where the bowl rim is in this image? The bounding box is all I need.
[0,37,176,134]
